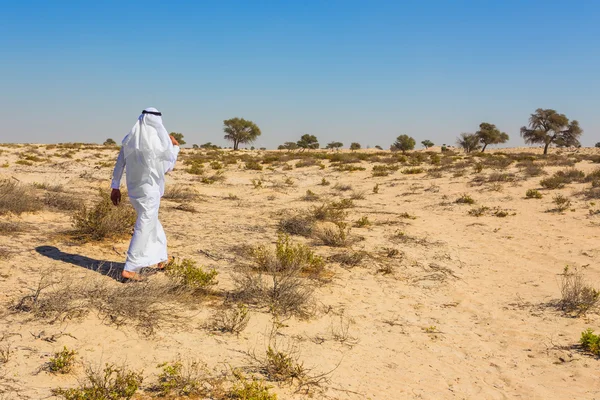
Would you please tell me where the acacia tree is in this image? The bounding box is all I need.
[326,141,344,150]
[223,118,261,150]
[103,138,116,146]
[350,142,361,151]
[456,133,481,153]
[278,142,298,150]
[520,109,582,155]
[476,123,509,152]
[390,135,415,153]
[421,140,434,149]
[170,132,186,145]
[596,142,600,148]
[296,134,319,150]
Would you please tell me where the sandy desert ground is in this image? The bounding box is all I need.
[1,143,600,400]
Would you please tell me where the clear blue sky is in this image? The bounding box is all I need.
[1,0,598,148]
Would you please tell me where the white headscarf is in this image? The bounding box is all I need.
[122,107,172,165]
[121,108,175,196]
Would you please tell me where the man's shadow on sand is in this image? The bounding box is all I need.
[35,246,125,281]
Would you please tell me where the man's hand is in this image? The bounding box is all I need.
[111,189,121,206]
[169,135,179,146]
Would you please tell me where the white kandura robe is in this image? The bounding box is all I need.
[111,109,180,272]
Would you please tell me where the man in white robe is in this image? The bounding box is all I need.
[110,107,180,280]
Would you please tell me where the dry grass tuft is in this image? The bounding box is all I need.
[163,185,198,201]
[0,180,43,215]
[558,266,599,316]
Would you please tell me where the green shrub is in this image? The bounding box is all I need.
[165,259,218,291]
[210,303,250,335]
[552,194,571,212]
[401,167,424,174]
[48,347,77,374]
[468,206,489,217]
[559,266,599,316]
[52,364,143,400]
[580,329,600,356]
[245,161,263,171]
[354,216,370,227]
[253,235,324,276]
[153,361,207,397]
[229,371,277,400]
[526,189,542,199]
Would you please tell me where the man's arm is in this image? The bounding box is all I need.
[111,147,125,205]
[164,135,180,173]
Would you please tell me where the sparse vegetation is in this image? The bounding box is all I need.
[71,191,136,242]
[559,266,599,316]
[455,194,475,205]
[0,180,43,215]
[209,303,250,335]
[52,364,143,400]
[165,258,218,292]
[552,194,571,213]
[47,347,77,374]
[526,189,543,199]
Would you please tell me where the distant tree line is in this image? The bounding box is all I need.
[103,108,586,154]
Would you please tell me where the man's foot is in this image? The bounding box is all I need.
[122,270,144,282]
[157,256,175,270]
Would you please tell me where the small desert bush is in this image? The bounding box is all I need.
[328,251,366,267]
[580,329,600,356]
[163,185,198,201]
[372,183,379,193]
[330,198,355,209]
[187,163,205,175]
[401,167,424,175]
[52,364,143,400]
[152,360,210,398]
[313,223,350,247]
[210,161,224,170]
[0,179,43,215]
[559,266,599,316]
[520,162,546,177]
[319,178,330,186]
[310,203,347,224]
[229,371,277,400]
[165,258,218,292]
[278,213,314,237]
[468,206,489,217]
[526,189,543,199]
[200,172,226,184]
[0,221,24,235]
[552,194,571,212]
[209,303,250,335]
[253,235,324,276]
[354,216,370,227]
[350,191,366,200]
[71,191,136,242]
[33,182,64,192]
[47,347,77,374]
[455,194,475,205]
[332,183,352,192]
[234,236,319,317]
[541,168,586,189]
[44,192,81,211]
[245,160,263,171]
[301,190,320,202]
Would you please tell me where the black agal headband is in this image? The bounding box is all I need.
[142,110,162,116]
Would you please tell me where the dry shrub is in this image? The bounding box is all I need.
[559,266,599,316]
[0,248,11,259]
[163,185,198,201]
[520,162,546,177]
[200,172,226,184]
[552,194,571,212]
[174,203,197,213]
[233,236,321,318]
[301,190,320,201]
[71,191,136,242]
[0,180,43,215]
[332,183,352,191]
[310,203,348,224]
[52,363,143,400]
[328,251,367,267]
[278,213,314,237]
[583,187,600,199]
[43,192,81,211]
[0,221,24,235]
[209,303,250,335]
[313,222,351,247]
[12,272,192,335]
